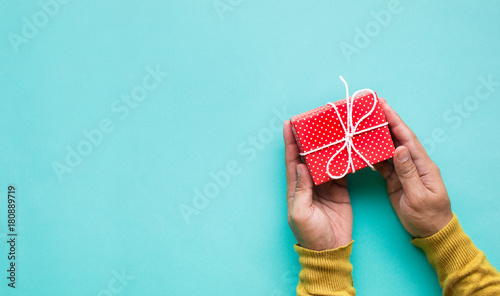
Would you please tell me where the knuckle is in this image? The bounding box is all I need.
[294,182,312,195]
[433,163,441,176]
[410,131,419,142]
[290,209,307,224]
[401,163,418,177]
[294,186,308,195]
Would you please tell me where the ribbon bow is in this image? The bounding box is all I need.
[299,76,388,179]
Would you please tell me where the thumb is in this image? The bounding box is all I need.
[292,164,314,218]
[393,146,425,194]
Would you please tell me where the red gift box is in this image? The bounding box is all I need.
[290,80,395,185]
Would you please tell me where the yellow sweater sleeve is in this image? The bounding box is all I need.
[412,213,500,295]
[294,241,356,296]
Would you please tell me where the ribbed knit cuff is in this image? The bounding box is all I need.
[411,213,480,286]
[294,241,355,295]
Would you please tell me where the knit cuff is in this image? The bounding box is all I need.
[411,213,480,285]
[294,241,355,294]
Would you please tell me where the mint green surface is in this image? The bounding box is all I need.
[1,1,500,295]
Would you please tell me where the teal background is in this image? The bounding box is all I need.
[1,1,500,295]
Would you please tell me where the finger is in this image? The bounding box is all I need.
[374,159,394,180]
[283,121,301,210]
[374,159,401,204]
[374,159,402,196]
[393,146,426,195]
[292,164,314,220]
[378,97,434,175]
[379,98,401,148]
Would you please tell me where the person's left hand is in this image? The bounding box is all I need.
[284,121,353,251]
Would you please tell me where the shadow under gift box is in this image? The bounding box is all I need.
[290,91,395,185]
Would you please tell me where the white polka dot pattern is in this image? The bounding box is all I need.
[290,91,395,185]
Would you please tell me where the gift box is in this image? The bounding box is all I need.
[290,81,395,185]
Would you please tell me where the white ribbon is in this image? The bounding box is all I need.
[299,76,388,179]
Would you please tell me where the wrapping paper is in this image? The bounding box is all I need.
[290,91,395,185]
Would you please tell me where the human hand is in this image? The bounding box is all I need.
[375,98,453,238]
[283,121,352,251]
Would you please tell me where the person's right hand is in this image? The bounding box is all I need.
[375,98,453,238]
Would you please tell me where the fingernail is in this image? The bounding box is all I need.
[398,148,409,162]
[296,165,301,176]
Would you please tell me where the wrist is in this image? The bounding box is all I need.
[300,236,352,251]
[418,211,453,238]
